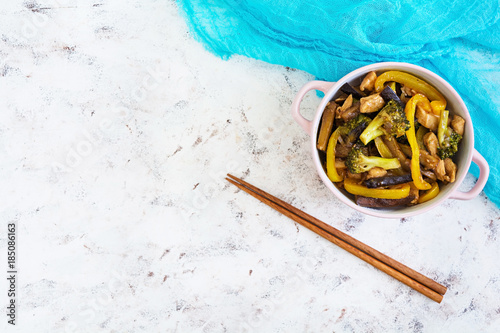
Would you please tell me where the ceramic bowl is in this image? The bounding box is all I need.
[291,62,489,218]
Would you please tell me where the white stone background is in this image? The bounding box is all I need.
[1,1,499,332]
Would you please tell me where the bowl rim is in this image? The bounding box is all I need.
[310,62,474,218]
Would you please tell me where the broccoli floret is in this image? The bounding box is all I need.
[345,114,372,143]
[359,100,410,145]
[396,133,408,145]
[345,114,372,132]
[437,128,462,159]
[396,119,420,145]
[437,109,462,159]
[346,145,401,174]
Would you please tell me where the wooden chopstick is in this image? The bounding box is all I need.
[226,174,446,303]
[227,174,447,295]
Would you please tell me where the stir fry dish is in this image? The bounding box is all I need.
[317,71,465,208]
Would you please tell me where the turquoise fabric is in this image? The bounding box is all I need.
[177,0,500,207]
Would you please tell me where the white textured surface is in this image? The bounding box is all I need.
[1,1,500,332]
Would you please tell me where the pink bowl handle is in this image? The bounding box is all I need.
[291,80,335,135]
[450,149,489,200]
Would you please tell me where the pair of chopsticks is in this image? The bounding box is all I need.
[226,174,447,303]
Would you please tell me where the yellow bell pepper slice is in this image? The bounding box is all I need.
[326,127,348,182]
[405,94,432,190]
[388,81,397,92]
[344,178,411,199]
[375,71,446,114]
[418,182,440,203]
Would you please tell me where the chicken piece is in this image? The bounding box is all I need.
[366,167,388,179]
[420,150,440,170]
[400,92,410,104]
[360,93,385,113]
[399,143,439,170]
[337,168,348,181]
[335,158,346,169]
[444,158,457,183]
[423,132,439,156]
[340,102,360,122]
[451,115,465,136]
[336,94,353,119]
[435,159,446,182]
[421,169,437,181]
[416,104,439,132]
[401,85,418,97]
[360,71,377,92]
[347,171,364,180]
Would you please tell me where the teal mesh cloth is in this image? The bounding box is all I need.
[178,0,500,207]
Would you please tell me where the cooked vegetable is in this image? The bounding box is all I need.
[383,136,410,171]
[437,130,462,159]
[404,94,432,190]
[416,125,427,148]
[317,103,336,151]
[363,174,413,188]
[346,144,401,174]
[344,177,411,199]
[437,108,462,159]
[437,109,449,146]
[379,85,404,107]
[374,137,407,176]
[345,114,372,143]
[408,183,420,204]
[359,100,409,145]
[417,182,440,203]
[356,194,417,207]
[325,115,373,181]
[374,71,446,114]
[374,136,393,158]
[340,82,364,99]
[397,117,422,146]
[326,126,348,182]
